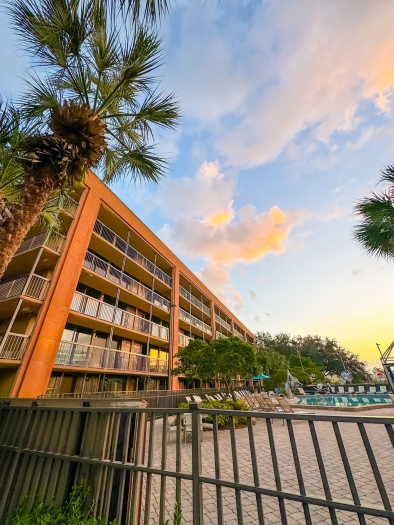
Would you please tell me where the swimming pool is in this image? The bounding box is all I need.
[293,394,393,408]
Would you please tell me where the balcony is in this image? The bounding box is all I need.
[47,194,78,217]
[215,331,228,340]
[83,251,170,312]
[178,333,194,348]
[215,314,232,332]
[179,286,211,316]
[0,333,29,360]
[15,231,66,256]
[179,308,212,336]
[93,220,172,288]
[55,340,168,374]
[0,274,49,302]
[70,291,169,341]
[234,330,245,340]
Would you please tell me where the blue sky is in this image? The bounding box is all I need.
[2,0,394,366]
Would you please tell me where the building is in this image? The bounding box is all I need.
[0,172,255,398]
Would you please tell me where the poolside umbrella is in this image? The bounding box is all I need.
[252,373,270,380]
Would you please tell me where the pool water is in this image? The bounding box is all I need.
[294,394,392,408]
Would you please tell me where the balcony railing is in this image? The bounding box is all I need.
[215,331,228,340]
[178,332,194,347]
[71,291,169,341]
[93,220,172,287]
[0,333,29,360]
[0,274,49,301]
[179,286,211,316]
[215,313,232,332]
[47,194,78,217]
[234,329,245,340]
[179,308,212,336]
[55,341,169,374]
[84,251,170,312]
[15,231,66,256]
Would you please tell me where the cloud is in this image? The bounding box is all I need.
[167,1,394,169]
[249,290,257,299]
[352,269,363,276]
[316,205,351,223]
[157,160,308,309]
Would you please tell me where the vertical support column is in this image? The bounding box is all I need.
[14,188,102,398]
[169,266,179,390]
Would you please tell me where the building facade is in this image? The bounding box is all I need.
[0,173,255,398]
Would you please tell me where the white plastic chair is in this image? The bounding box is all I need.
[380,385,387,393]
[185,396,192,403]
[348,387,354,394]
[369,386,376,394]
[358,386,365,393]
[337,386,345,394]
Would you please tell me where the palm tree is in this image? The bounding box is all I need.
[0,0,179,277]
[354,166,394,260]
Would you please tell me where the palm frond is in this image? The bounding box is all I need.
[354,192,394,260]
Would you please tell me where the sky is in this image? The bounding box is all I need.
[1,0,394,368]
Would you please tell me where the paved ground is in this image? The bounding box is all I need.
[139,406,394,525]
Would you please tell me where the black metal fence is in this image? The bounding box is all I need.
[1,402,394,524]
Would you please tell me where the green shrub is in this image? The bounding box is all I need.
[179,398,250,428]
[2,484,119,525]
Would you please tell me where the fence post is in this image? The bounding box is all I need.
[190,403,203,525]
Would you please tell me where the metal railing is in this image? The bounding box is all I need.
[1,403,394,525]
[84,251,170,312]
[179,308,212,336]
[178,332,194,347]
[71,291,169,341]
[233,329,245,340]
[215,313,232,332]
[15,230,66,256]
[0,274,49,301]
[179,286,211,316]
[93,220,172,287]
[47,194,78,216]
[215,331,228,339]
[0,333,29,360]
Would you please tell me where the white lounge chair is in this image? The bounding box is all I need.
[337,386,345,394]
[368,386,376,394]
[297,387,310,396]
[357,386,365,394]
[348,387,354,394]
[185,396,192,403]
[380,385,387,393]
[182,413,213,442]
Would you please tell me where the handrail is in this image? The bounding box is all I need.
[178,332,194,347]
[215,331,228,340]
[179,308,212,335]
[234,329,245,340]
[15,230,66,256]
[70,291,169,341]
[93,220,172,287]
[0,274,49,301]
[0,333,29,360]
[83,251,170,312]
[47,194,78,216]
[215,313,232,332]
[179,285,211,316]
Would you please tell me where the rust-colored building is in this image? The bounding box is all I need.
[0,173,255,398]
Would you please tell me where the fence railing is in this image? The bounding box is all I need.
[0,333,29,360]
[71,291,169,341]
[15,231,66,256]
[0,274,49,301]
[1,403,394,525]
[215,313,232,332]
[179,286,211,316]
[84,251,170,312]
[233,329,245,340]
[93,220,172,287]
[179,308,212,336]
[215,331,228,339]
[47,194,78,216]
[178,332,194,347]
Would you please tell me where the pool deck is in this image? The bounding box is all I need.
[143,405,394,525]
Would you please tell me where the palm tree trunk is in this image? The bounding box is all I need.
[0,172,55,278]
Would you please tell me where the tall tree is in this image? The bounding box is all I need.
[354,166,394,261]
[0,0,179,277]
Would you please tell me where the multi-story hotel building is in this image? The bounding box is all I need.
[0,172,255,398]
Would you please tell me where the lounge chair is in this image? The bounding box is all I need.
[368,386,376,394]
[243,394,261,411]
[297,387,309,396]
[357,386,365,394]
[337,386,345,394]
[380,385,387,393]
[254,395,274,412]
[348,387,354,394]
[185,396,192,403]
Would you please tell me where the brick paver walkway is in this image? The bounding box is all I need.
[140,406,394,525]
